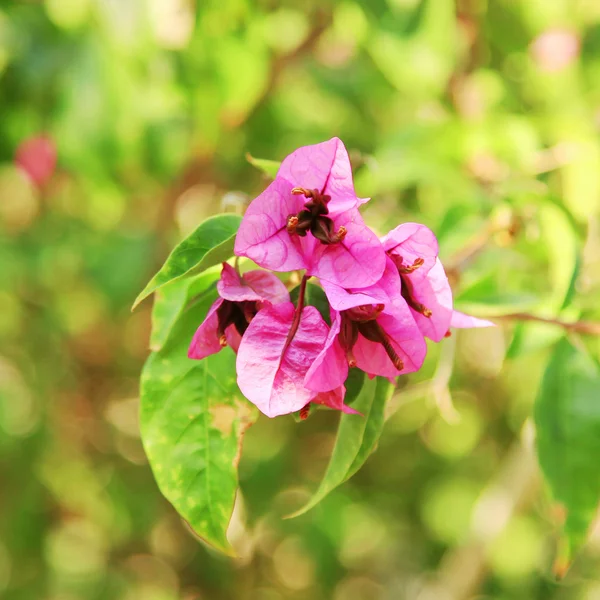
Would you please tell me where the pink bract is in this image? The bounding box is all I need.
[382,223,494,341]
[305,258,427,391]
[188,263,289,361]
[234,138,386,288]
[236,303,356,417]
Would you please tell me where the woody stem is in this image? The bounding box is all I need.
[283,274,310,353]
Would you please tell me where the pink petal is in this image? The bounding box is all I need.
[225,326,243,353]
[236,303,329,418]
[353,307,427,378]
[310,209,386,289]
[311,385,360,415]
[217,263,289,304]
[406,258,453,343]
[234,177,307,272]
[320,255,399,311]
[242,270,290,304]
[277,137,360,216]
[217,263,259,302]
[381,223,439,276]
[188,297,225,360]
[450,310,495,329]
[304,311,348,392]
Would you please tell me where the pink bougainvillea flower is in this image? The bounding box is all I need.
[381,222,494,342]
[234,138,385,288]
[306,258,427,391]
[15,135,57,187]
[188,263,289,360]
[236,302,357,418]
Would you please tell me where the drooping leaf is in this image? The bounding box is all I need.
[246,153,281,179]
[140,290,257,554]
[287,371,393,518]
[535,337,600,571]
[133,214,242,310]
[150,268,220,352]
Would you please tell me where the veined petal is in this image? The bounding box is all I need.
[353,307,427,378]
[236,303,329,418]
[320,255,399,311]
[382,222,439,276]
[304,311,348,392]
[406,258,453,342]
[188,297,225,360]
[234,177,306,272]
[311,209,386,289]
[277,137,360,215]
[217,263,261,302]
[218,263,290,304]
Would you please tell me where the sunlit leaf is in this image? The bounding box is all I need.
[150,267,220,351]
[133,214,241,310]
[141,291,257,554]
[287,371,393,518]
[246,153,280,179]
[535,337,600,571]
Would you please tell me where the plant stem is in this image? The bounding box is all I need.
[283,274,310,353]
[494,312,600,335]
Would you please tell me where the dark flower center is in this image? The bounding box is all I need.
[286,187,347,245]
[339,304,404,371]
[389,253,432,318]
[216,300,258,346]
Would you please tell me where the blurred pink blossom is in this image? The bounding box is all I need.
[530,29,580,72]
[15,135,57,187]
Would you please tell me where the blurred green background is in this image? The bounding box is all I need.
[2,0,600,598]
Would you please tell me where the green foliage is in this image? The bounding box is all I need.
[133,214,241,310]
[535,338,600,569]
[288,371,393,518]
[246,154,281,179]
[141,288,257,555]
[4,0,600,596]
[150,268,220,351]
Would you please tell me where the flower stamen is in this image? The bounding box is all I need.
[397,257,424,274]
[400,273,432,318]
[286,215,299,234]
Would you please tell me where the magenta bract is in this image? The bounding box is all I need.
[188,263,289,361]
[236,303,355,418]
[234,138,386,288]
[306,258,428,391]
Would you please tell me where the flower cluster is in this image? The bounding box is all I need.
[189,138,492,418]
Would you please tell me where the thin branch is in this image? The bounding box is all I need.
[494,312,600,336]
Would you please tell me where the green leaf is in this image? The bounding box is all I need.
[150,268,220,352]
[286,371,393,518]
[140,290,258,554]
[538,203,580,312]
[290,282,331,325]
[535,337,600,570]
[246,153,281,179]
[133,214,242,310]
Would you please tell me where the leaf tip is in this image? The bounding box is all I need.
[132,290,149,312]
[552,556,572,580]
